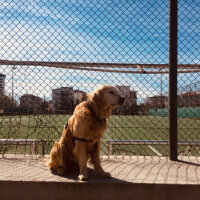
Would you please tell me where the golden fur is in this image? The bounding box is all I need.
[45,85,125,181]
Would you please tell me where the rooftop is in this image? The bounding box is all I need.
[0,73,6,77]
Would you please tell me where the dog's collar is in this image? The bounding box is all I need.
[65,123,94,143]
[85,100,107,126]
[72,134,94,143]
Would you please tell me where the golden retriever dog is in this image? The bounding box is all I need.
[45,85,125,181]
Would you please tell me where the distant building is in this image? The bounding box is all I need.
[146,95,168,109]
[52,87,74,113]
[115,85,137,114]
[116,85,136,106]
[116,85,130,97]
[0,73,6,94]
[20,94,43,113]
[178,92,200,107]
[74,90,86,105]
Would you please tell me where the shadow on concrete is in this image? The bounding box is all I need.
[177,159,200,167]
[52,167,130,183]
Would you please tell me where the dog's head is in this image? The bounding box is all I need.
[87,85,125,118]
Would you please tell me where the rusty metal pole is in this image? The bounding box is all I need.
[169,0,178,161]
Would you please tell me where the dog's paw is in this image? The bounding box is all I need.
[78,174,88,181]
[97,171,111,178]
[56,168,64,175]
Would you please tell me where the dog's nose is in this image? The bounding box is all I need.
[119,97,125,105]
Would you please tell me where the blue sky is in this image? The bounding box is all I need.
[0,0,199,102]
[0,0,169,63]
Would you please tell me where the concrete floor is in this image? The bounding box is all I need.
[0,154,200,184]
[1,155,200,200]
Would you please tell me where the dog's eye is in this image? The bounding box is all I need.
[109,91,114,94]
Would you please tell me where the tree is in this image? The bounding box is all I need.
[41,100,49,113]
[0,94,18,109]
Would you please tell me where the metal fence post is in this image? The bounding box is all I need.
[169,0,178,161]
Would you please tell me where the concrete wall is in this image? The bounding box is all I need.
[1,180,200,200]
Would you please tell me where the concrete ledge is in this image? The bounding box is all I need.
[1,155,200,200]
[1,180,200,200]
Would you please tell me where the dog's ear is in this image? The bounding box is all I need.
[93,89,103,103]
[87,88,103,105]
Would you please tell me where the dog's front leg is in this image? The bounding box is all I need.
[73,142,88,181]
[91,140,111,178]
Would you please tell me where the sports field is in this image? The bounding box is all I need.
[0,114,200,156]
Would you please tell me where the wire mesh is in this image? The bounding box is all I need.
[177,0,200,159]
[0,0,199,161]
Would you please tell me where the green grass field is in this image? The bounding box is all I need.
[0,114,200,156]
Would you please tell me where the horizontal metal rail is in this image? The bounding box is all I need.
[0,139,41,155]
[0,59,200,74]
[0,139,41,144]
[109,126,200,130]
[107,140,200,145]
[106,140,200,155]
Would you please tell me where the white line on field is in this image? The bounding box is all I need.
[148,145,162,156]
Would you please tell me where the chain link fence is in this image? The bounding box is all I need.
[177,0,200,158]
[0,0,199,160]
